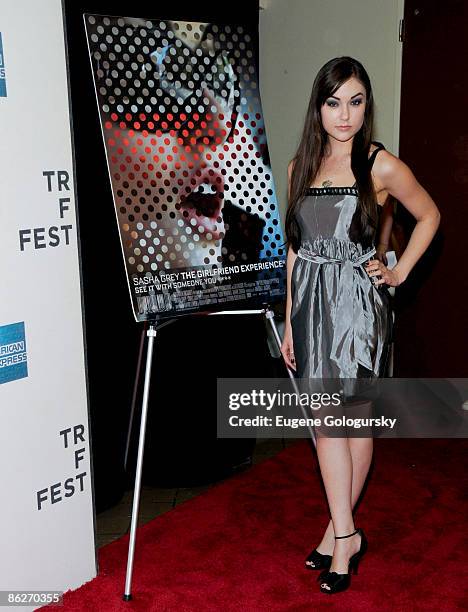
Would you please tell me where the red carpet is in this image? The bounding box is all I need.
[42,439,468,611]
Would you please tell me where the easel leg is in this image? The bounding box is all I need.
[123,324,157,601]
[264,307,316,448]
[124,321,147,473]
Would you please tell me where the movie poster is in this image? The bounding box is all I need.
[84,14,286,322]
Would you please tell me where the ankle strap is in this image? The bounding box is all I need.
[335,528,359,539]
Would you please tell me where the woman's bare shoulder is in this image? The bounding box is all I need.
[372,147,408,179]
[369,146,399,203]
[371,147,430,205]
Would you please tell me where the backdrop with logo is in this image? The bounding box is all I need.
[84,14,286,322]
[0,0,96,603]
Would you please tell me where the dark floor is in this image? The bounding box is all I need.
[96,437,297,548]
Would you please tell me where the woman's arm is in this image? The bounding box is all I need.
[281,160,297,371]
[285,161,297,327]
[367,152,441,287]
[285,244,297,326]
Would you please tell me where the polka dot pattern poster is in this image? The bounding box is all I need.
[84,14,286,322]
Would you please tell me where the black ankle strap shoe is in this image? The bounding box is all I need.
[319,528,368,594]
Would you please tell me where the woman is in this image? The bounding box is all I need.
[280,56,440,594]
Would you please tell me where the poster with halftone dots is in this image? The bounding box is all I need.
[84,15,286,322]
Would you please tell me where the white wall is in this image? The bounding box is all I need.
[259,0,404,215]
[0,1,96,608]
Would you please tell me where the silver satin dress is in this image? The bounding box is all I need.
[290,185,393,381]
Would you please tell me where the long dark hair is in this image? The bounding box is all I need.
[285,56,378,252]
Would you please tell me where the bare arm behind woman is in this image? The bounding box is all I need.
[375,196,395,265]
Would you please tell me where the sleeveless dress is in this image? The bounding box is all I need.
[290,143,393,383]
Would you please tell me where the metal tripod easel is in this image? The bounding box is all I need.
[122,304,315,601]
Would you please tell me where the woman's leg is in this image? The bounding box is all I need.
[312,436,373,558]
[312,396,374,553]
[315,437,363,578]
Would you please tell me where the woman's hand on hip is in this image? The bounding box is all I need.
[365,258,402,288]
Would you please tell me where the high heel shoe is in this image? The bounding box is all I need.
[305,548,332,571]
[318,527,368,594]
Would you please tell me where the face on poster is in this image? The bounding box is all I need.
[84,15,286,321]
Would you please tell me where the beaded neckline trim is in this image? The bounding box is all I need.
[305,186,358,196]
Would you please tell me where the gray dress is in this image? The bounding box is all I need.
[290,171,393,382]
